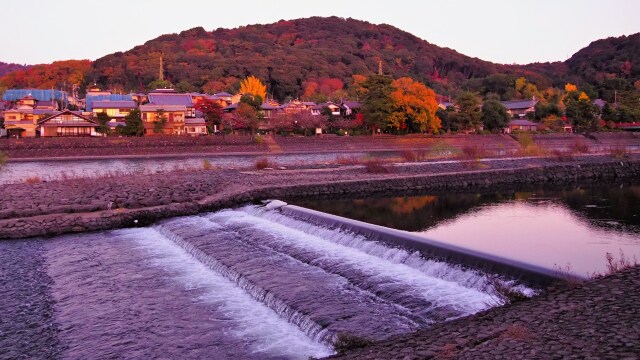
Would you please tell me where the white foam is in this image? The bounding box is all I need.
[118,227,333,359]
[206,207,496,316]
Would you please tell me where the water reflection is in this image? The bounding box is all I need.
[295,185,640,276]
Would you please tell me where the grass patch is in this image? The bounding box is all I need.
[457,145,487,160]
[331,333,373,355]
[590,249,638,278]
[549,149,574,162]
[363,158,391,173]
[571,140,590,154]
[0,151,7,168]
[335,155,362,165]
[255,158,272,170]
[202,159,214,170]
[608,146,629,159]
[25,176,42,184]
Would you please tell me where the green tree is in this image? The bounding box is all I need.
[120,109,143,136]
[361,75,393,134]
[481,95,510,132]
[565,91,597,132]
[174,80,197,93]
[452,92,482,132]
[147,79,173,91]
[153,109,168,134]
[95,112,111,134]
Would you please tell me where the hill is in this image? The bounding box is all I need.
[0,17,637,101]
[0,61,29,78]
[87,17,513,98]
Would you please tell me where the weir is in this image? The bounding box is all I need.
[268,201,586,286]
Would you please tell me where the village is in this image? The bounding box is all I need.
[2,75,635,139]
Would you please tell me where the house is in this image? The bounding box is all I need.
[280,100,315,114]
[3,106,56,137]
[139,104,187,135]
[501,99,538,118]
[185,118,208,136]
[37,110,100,137]
[438,101,455,110]
[147,89,195,118]
[341,101,361,118]
[34,100,58,111]
[92,100,138,120]
[506,119,539,133]
[311,102,341,116]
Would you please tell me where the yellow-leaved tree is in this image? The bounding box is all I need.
[239,76,267,101]
[389,77,440,133]
[564,83,578,93]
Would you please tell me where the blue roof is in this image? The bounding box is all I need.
[92,100,137,109]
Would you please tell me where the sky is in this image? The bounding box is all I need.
[1,0,638,66]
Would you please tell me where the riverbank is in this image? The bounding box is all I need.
[0,155,638,239]
[330,264,640,359]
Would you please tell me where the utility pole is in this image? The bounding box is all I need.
[378,60,382,75]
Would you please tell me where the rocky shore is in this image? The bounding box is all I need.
[330,265,640,360]
[0,155,638,239]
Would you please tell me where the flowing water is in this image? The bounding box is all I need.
[0,205,507,359]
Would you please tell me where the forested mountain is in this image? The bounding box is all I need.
[0,62,29,78]
[0,17,637,102]
[0,60,91,91]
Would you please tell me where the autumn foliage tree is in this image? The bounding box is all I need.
[389,77,440,133]
[239,76,267,100]
[195,98,223,133]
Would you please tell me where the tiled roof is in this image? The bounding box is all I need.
[92,100,138,109]
[148,93,194,107]
[501,99,538,110]
[214,92,232,97]
[593,99,607,108]
[509,119,538,126]
[185,117,206,125]
[342,101,361,108]
[139,104,187,112]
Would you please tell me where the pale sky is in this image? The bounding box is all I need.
[1,0,638,66]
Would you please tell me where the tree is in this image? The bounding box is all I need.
[174,80,197,93]
[236,102,259,136]
[95,112,111,134]
[153,109,168,134]
[239,76,267,100]
[452,92,482,132]
[121,109,143,136]
[147,79,173,90]
[291,111,326,136]
[389,77,440,133]
[564,90,597,132]
[362,75,394,134]
[195,98,223,133]
[481,95,510,132]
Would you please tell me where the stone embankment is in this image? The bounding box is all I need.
[330,265,640,360]
[0,156,638,239]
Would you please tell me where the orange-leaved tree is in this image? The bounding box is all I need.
[239,76,267,100]
[389,77,440,133]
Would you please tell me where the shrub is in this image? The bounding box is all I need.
[458,145,486,160]
[363,158,390,173]
[399,149,418,162]
[335,155,361,165]
[591,250,637,278]
[0,151,6,168]
[516,133,533,148]
[332,333,373,355]
[608,146,629,159]
[202,159,213,170]
[485,275,528,306]
[25,176,42,184]
[549,149,574,162]
[571,141,590,154]
[253,135,265,144]
[255,158,271,169]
